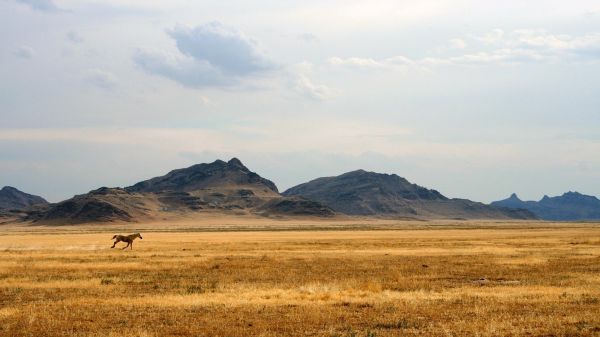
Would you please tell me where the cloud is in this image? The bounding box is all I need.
[15,0,60,12]
[66,31,84,44]
[134,22,276,88]
[329,55,419,71]
[476,29,505,45]
[510,30,600,58]
[83,69,118,89]
[134,22,333,100]
[331,49,544,70]
[287,62,336,101]
[12,46,34,59]
[330,30,600,71]
[133,49,231,87]
[297,33,318,42]
[330,57,389,69]
[585,7,600,18]
[470,29,600,61]
[292,75,336,101]
[423,48,546,66]
[168,23,274,75]
[449,38,467,49]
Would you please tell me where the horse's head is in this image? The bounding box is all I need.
[136,233,143,240]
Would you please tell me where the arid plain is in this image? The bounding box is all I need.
[1,219,599,337]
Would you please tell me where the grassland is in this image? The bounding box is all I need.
[1,220,599,336]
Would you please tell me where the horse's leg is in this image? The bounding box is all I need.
[122,242,130,250]
[111,240,117,248]
[130,241,133,250]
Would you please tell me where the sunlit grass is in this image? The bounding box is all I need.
[1,223,599,336]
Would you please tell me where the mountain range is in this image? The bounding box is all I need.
[283,170,533,219]
[2,158,597,224]
[491,192,600,221]
[22,158,335,224]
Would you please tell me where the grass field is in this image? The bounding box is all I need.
[1,221,600,336]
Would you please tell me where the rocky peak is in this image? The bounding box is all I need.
[126,158,278,193]
[0,186,48,210]
[227,157,245,168]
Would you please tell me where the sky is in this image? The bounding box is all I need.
[1,0,600,203]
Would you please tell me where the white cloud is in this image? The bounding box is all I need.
[15,0,60,12]
[134,22,276,88]
[449,38,467,49]
[511,30,600,58]
[429,48,546,65]
[133,48,230,87]
[296,33,318,42]
[199,95,212,106]
[66,31,84,44]
[167,22,275,75]
[292,75,336,101]
[287,62,337,101]
[585,7,600,17]
[330,57,388,69]
[477,29,505,45]
[134,22,335,101]
[12,46,34,59]
[330,30,600,71]
[329,56,417,71]
[83,69,118,89]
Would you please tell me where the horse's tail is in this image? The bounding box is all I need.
[112,235,117,239]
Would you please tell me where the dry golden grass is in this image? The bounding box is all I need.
[1,221,600,336]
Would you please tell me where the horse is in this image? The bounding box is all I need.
[111,233,143,250]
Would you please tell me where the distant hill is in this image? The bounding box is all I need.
[126,158,278,193]
[258,196,335,217]
[32,187,148,224]
[283,170,535,220]
[28,158,334,224]
[491,192,600,221]
[0,186,48,210]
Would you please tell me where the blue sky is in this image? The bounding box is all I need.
[1,0,599,202]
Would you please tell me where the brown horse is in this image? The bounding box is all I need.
[111,233,142,250]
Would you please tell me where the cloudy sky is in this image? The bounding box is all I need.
[1,0,600,203]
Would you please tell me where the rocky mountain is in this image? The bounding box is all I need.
[491,192,600,221]
[0,186,48,210]
[126,158,278,193]
[28,158,334,224]
[258,196,335,217]
[283,170,535,220]
[30,187,147,224]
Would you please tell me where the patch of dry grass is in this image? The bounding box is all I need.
[1,223,600,336]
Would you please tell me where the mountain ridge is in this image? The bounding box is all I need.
[283,170,535,219]
[491,191,600,220]
[26,158,334,224]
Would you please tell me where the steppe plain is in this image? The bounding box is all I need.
[1,217,599,336]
